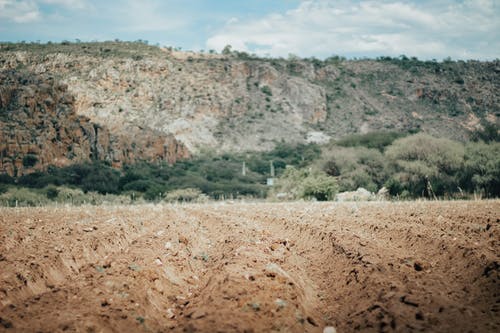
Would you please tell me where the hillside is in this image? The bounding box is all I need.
[0,41,498,175]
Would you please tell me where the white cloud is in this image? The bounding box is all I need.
[0,0,40,23]
[206,0,500,60]
[0,0,88,24]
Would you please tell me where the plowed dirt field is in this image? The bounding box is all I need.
[0,201,498,332]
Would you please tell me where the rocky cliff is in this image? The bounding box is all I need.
[0,42,498,174]
[0,70,188,176]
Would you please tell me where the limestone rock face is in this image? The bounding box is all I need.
[0,71,188,176]
[0,42,498,171]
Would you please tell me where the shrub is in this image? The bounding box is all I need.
[81,166,120,194]
[260,85,272,96]
[45,185,59,199]
[321,146,387,192]
[56,186,86,204]
[0,184,9,194]
[57,163,94,185]
[0,188,48,206]
[122,180,158,192]
[0,174,14,184]
[22,154,38,167]
[164,188,208,203]
[461,141,500,196]
[385,177,403,196]
[385,133,465,197]
[18,172,61,188]
[53,186,132,205]
[336,131,408,151]
[222,44,232,55]
[144,185,165,201]
[273,167,337,201]
[301,173,337,201]
[470,122,499,143]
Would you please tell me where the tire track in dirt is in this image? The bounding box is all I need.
[207,201,499,332]
[174,206,326,332]
[0,205,213,332]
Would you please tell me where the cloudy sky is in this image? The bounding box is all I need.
[0,0,498,60]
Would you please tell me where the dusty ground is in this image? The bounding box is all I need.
[0,201,498,333]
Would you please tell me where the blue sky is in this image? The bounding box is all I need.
[0,0,498,60]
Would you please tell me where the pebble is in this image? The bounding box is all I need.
[275,298,287,309]
[166,308,175,319]
[188,309,207,319]
[178,236,189,245]
[323,327,337,333]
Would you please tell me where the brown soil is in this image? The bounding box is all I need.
[0,201,498,332]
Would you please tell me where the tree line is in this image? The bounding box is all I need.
[0,130,498,205]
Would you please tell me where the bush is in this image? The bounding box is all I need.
[260,85,272,96]
[470,122,499,143]
[0,174,14,184]
[336,131,408,151]
[461,142,500,196]
[122,179,158,192]
[301,173,337,201]
[18,172,60,188]
[53,186,132,205]
[273,167,337,201]
[164,188,208,203]
[144,184,165,201]
[0,188,48,206]
[0,184,9,194]
[81,166,120,194]
[385,133,465,197]
[55,186,86,204]
[45,185,59,199]
[321,146,387,192]
[385,177,403,196]
[22,154,38,167]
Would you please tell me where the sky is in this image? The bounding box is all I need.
[0,0,499,60]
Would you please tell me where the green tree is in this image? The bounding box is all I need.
[22,154,38,167]
[222,44,232,55]
[260,85,272,96]
[273,167,337,201]
[81,166,120,194]
[385,134,465,197]
[321,146,387,192]
[461,142,500,196]
[45,185,59,199]
[470,122,500,143]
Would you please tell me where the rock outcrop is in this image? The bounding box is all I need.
[0,42,498,173]
[335,188,376,201]
[0,70,188,176]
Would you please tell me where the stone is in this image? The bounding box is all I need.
[336,187,375,202]
[166,308,175,319]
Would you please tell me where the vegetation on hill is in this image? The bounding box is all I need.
[0,42,498,204]
[0,142,322,204]
[0,130,498,206]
